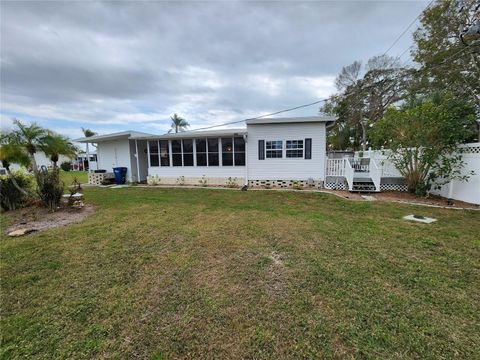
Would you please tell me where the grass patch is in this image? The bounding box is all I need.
[59,171,88,186]
[1,187,479,358]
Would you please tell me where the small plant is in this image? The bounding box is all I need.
[60,161,72,171]
[292,180,303,190]
[67,177,83,206]
[0,170,34,211]
[147,175,161,185]
[36,168,64,212]
[198,175,208,187]
[225,177,238,188]
[176,176,185,186]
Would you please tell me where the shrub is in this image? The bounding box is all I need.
[0,171,34,211]
[36,168,64,212]
[198,175,208,187]
[225,177,239,188]
[60,161,72,171]
[176,176,185,185]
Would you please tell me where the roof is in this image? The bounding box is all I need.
[74,130,154,143]
[131,128,247,140]
[245,116,336,125]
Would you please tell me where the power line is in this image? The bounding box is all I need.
[190,98,329,132]
[187,45,473,133]
[383,0,434,56]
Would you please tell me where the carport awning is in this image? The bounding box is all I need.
[74,130,154,143]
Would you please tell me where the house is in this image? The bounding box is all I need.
[2,151,72,171]
[74,119,480,205]
[75,116,335,187]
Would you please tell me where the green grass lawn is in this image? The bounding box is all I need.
[60,170,88,186]
[1,187,479,359]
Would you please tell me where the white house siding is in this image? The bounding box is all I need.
[96,138,134,181]
[246,122,327,181]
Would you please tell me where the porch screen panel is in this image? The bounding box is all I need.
[182,139,194,166]
[171,140,182,166]
[196,139,207,166]
[222,138,233,166]
[160,140,170,166]
[234,137,245,166]
[149,140,160,167]
[207,138,219,166]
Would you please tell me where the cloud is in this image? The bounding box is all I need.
[0,0,428,137]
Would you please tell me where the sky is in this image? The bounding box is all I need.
[1,0,429,141]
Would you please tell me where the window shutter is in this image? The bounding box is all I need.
[258,140,265,160]
[305,138,312,159]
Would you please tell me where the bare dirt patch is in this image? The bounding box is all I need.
[321,189,478,209]
[4,204,95,235]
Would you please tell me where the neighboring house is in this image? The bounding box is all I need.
[3,151,72,171]
[75,117,335,186]
[74,151,98,171]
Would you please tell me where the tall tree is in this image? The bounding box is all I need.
[412,0,480,115]
[81,127,97,138]
[169,114,190,133]
[371,93,476,194]
[321,55,411,150]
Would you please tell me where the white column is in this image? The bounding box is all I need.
[86,143,91,173]
[135,139,141,183]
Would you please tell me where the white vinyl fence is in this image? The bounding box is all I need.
[429,143,480,205]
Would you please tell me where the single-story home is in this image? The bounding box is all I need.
[75,116,336,187]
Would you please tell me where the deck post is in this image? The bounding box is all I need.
[86,143,91,173]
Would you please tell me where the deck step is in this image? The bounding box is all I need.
[351,178,376,192]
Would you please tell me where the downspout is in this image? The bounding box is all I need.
[243,134,248,186]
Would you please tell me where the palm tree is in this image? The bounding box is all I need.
[40,133,78,167]
[81,127,97,138]
[169,113,190,133]
[7,119,48,172]
[0,141,31,171]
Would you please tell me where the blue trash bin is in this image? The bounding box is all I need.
[113,167,127,185]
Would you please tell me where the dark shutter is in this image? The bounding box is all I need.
[305,138,312,159]
[258,140,265,160]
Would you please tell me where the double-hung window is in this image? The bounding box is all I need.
[286,140,304,158]
[266,140,283,158]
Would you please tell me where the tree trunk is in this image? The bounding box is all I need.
[29,152,38,173]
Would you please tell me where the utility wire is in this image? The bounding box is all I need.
[187,44,473,133]
[382,0,434,56]
[190,99,329,132]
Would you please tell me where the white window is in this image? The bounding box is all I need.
[266,140,283,158]
[286,140,304,158]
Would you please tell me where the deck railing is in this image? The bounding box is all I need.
[344,159,354,190]
[326,159,346,176]
[370,159,382,192]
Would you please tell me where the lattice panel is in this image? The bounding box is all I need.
[249,179,323,189]
[463,146,480,154]
[380,183,408,192]
[324,181,347,190]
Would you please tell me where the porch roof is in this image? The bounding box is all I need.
[130,128,247,140]
[74,130,154,143]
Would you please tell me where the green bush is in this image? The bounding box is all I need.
[0,171,34,211]
[36,168,64,212]
[60,161,72,171]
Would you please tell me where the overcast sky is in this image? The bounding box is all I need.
[1,0,428,139]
